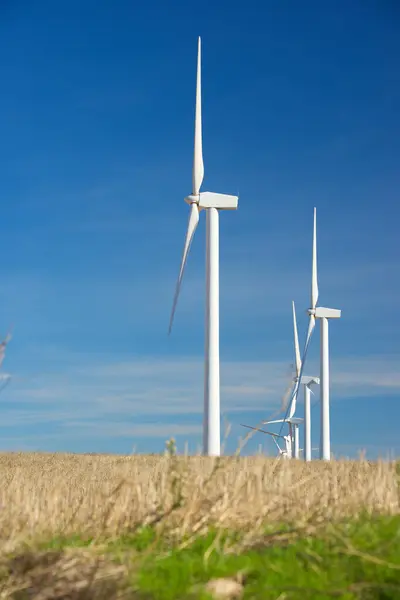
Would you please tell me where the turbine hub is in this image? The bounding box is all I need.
[184,194,200,205]
[308,308,316,316]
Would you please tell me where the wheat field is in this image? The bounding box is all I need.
[0,451,398,550]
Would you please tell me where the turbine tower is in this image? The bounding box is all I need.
[301,375,319,461]
[168,38,238,456]
[303,208,341,461]
[290,300,303,459]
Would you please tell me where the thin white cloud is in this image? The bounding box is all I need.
[62,421,202,439]
[2,353,399,436]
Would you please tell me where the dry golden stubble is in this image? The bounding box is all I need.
[0,451,398,552]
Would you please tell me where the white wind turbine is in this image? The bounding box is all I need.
[259,302,306,459]
[301,207,341,461]
[168,38,238,456]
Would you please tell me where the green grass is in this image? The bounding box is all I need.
[129,516,400,599]
[4,516,400,599]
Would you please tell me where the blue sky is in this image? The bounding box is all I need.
[0,0,399,458]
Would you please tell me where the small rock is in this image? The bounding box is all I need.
[205,577,244,599]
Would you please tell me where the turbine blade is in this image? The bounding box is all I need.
[1,325,13,346]
[311,207,319,309]
[193,37,204,195]
[288,292,318,426]
[294,208,318,381]
[168,203,200,333]
[287,386,299,419]
[281,378,294,412]
[240,424,283,438]
[284,315,316,423]
[272,436,282,453]
[292,301,302,376]
[304,314,316,351]
[287,301,302,417]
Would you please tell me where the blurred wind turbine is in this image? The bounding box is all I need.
[168,38,238,456]
[261,302,306,458]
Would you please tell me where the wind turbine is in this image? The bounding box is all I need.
[303,208,341,461]
[168,38,238,456]
[260,302,306,459]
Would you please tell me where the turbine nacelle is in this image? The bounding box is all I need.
[184,192,238,210]
[301,375,320,386]
[315,307,341,319]
[307,307,341,319]
[287,417,304,425]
